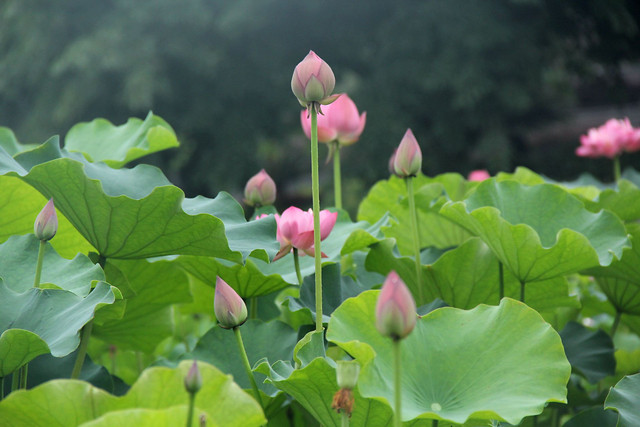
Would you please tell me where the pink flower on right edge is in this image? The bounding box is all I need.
[274,206,338,260]
[576,118,640,158]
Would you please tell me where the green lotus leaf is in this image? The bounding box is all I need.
[0,234,104,296]
[0,361,265,427]
[495,166,546,186]
[440,180,629,283]
[0,175,94,258]
[252,211,389,285]
[91,258,192,353]
[605,373,640,427]
[564,406,617,427]
[560,321,616,383]
[0,127,37,155]
[366,237,579,311]
[64,112,179,168]
[79,406,202,427]
[0,280,117,376]
[587,179,640,222]
[0,329,50,378]
[327,293,571,425]
[0,139,278,261]
[358,174,472,252]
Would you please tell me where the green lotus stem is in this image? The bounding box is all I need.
[432,420,438,427]
[293,248,304,285]
[33,240,46,288]
[341,411,349,427]
[520,281,526,304]
[19,364,27,389]
[393,339,402,427]
[310,105,324,333]
[611,311,622,339]
[332,141,342,209]
[186,392,196,427]
[136,352,144,374]
[249,297,258,319]
[498,261,504,301]
[405,177,424,304]
[613,156,621,182]
[233,326,263,407]
[70,319,93,379]
[1,376,4,400]
[11,371,19,392]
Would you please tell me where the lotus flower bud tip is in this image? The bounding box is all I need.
[214,277,248,329]
[34,198,58,241]
[393,129,422,177]
[375,271,417,340]
[244,169,276,207]
[184,360,203,394]
[291,51,336,107]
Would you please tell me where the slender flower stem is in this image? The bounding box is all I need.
[341,411,349,427]
[520,281,526,304]
[310,105,324,332]
[33,240,46,288]
[293,248,304,285]
[611,311,622,339]
[405,177,423,304]
[249,297,258,319]
[393,339,402,427]
[186,392,196,427]
[19,364,27,389]
[233,326,263,407]
[11,371,19,392]
[613,156,621,182]
[498,261,504,302]
[332,141,342,210]
[1,376,4,400]
[70,319,93,379]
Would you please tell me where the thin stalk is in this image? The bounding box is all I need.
[233,326,263,407]
[405,177,423,304]
[249,297,258,319]
[432,420,439,427]
[520,281,526,304]
[341,411,349,427]
[11,371,19,393]
[186,392,196,427]
[498,261,504,301]
[332,141,342,209]
[33,240,46,288]
[70,319,93,379]
[136,352,145,374]
[310,105,324,332]
[611,311,622,339]
[1,376,4,400]
[19,364,27,389]
[293,248,304,285]
[393,339,402,427]
[613,156,621,182]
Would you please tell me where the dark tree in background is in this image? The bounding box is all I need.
[1,0,638,213]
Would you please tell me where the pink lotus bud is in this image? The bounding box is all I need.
[468,169,490,181]
[375,271,417,341]
[388,149,399,176]
[576,118,640,158]
[214,277,247,329]
[34,198,58,241]
[300,94,366,146]
[184,360,203,394]
[274,206,338,260]
[393,129,422,177]
[244,169,276,207]
[291,51,337,107]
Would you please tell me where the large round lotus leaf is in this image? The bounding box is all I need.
[64,112,179,168]
[605,373,640,427]
[327,292,570,425]
[365,237,579,311]
[0,281,117,376]
[440,180,629,282]
[0,329,50,377]
[0,234,103,296]
[0,175,94,257]
[559,321,616,384]
[0,361,265,427]
[358,174,472,253]
[0,138,277,261]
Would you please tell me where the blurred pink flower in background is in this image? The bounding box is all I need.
[468,169,490,181]
[244,169,276,207]
[274,206,338,260]
[576,118,640,158]
[300,93,366,146]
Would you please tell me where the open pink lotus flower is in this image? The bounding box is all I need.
[274,206,338,260]
[576,118,640,158]
[300,93,366,146]
[375,271,417,341]
[468,169,490,181]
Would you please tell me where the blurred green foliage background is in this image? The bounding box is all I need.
[1,0,639,213]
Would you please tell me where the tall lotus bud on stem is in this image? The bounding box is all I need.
[291,51,340,111]
[332,360,360,419]
[34,198,58,241]
[244,169,276,207]
[184,360,203,394]
[214,277,247,329]
[376,271,417,341]
[393,129,422,178]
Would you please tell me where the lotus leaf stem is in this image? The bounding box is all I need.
[405,177,424,304]
[233,326,263,408]
[293,248,303,285]
[332,141,342,209]
[393,339,402,427]
[310,105,324,332]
